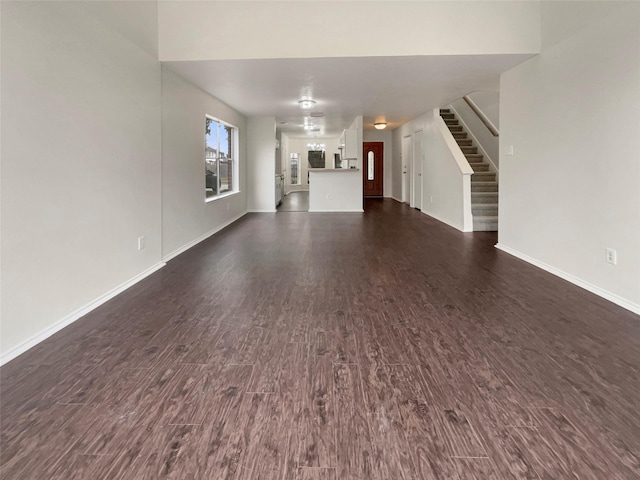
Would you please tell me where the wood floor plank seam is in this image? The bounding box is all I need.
[2,199,639,479]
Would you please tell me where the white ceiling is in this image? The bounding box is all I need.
[165,54,534,138]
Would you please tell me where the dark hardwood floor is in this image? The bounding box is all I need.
[2,199,639,479]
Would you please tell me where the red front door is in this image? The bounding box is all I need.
[363,142,383,197]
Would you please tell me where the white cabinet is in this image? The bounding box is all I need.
[339,128,358,160]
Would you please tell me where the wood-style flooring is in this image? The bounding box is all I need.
[277,191,309,212]
[2,199,639,479]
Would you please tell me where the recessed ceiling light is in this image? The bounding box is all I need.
[298,99,316,109]
[279,121,288,125]
[374,122,387,130]
[310,111,325,118]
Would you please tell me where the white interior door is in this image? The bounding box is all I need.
[402,135,412,204]
[412,130,423,210]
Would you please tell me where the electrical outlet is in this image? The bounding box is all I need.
[138,236,145,250]
[606,248,617,265]
[430,196,433,203]
[504,145,514,156]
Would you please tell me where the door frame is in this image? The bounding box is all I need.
[402,135,412,204]
[363,141,384,197]
[412,130,423,210]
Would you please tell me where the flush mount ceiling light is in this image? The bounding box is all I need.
[303,124,315,130]
[298,99,316,109]
[374,122,387,130]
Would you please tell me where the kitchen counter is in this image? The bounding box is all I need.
[308,168,363,212]
[309,168,360,173]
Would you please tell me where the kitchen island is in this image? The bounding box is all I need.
[308,168,363,212]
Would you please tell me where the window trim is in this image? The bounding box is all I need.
[205,114,239,202]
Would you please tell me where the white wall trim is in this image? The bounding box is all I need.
[449,103,499,178]
[495,243,640,316]
[0,262,166,366]
[391,196,403,203]
[163,211,247,262]
[248,209,277,213]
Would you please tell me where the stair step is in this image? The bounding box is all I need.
[471,172,496,182]
[461,146,478,154]
[473,215,498,232]
[440,113,455,120]
[471,182,499,192]
[472,204,498,216]
[440,108,451,114]
[467,157,485,164]
[465,153,483,160]
[471,163,490,172]
[448,125,463,132]
[472,192,498,204]
[444,119,459,126]
[456,139,473,146]
[453,132,468,139]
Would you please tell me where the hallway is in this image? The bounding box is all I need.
[1,199,639,479]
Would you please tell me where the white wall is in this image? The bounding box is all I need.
[391,129,404,201]
[363,130,393,198]
[1,1,162,361]
[393,110,474,231]
[161,67,248,259]
[350,116,364,208]
[498,1,640,313]
[450,94,500,169]
[247,117,276,212]
[158,1,540,61]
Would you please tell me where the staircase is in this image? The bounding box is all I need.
[440,109,498,231]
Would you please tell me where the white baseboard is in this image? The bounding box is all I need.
[248,209,277,213]
[0,262,166,366]
[163,212,247,262]
[495,243,640,315]
[390,196,403,203]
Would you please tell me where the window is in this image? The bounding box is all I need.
[367,150,375,180]
[290,153,300,185]
[205,116,238,200]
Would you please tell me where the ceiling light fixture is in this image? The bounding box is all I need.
[374,122,387,130]
[298,99,316,109]
[303,124,315,130]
